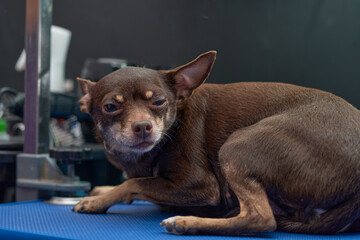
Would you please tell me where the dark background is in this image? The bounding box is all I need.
[1,0,360,108]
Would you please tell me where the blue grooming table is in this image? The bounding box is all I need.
[0,201,358,240]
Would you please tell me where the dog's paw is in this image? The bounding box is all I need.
[160,216,187,234]
[160,216,198,235]
[72,196,109,214]
[89,186,115,196]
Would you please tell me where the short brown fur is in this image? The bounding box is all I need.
[74,51,360,235]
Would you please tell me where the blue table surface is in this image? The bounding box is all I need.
[0,200,358,240]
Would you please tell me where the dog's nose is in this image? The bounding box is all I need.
[132,121,153,138]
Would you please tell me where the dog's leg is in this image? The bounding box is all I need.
[89,186,115,196]
[209,117,360,235]
[161,179,276,235]
[160,126,279,235]
[73,175,219,214]
[218,114,360,235]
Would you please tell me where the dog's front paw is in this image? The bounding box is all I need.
[72,196,109,214]
[160,216,197,235]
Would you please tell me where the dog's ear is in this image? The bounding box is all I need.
[77,77,95,114]
[162,51,217,99]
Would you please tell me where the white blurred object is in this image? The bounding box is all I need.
[15,25,72,93]
[15,49,26,72]
[50,26,72,92]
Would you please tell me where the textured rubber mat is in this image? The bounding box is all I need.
[0,201,358,240]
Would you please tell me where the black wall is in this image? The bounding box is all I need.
[1,0,360,107]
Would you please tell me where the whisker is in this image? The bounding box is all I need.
[161,131,174,143]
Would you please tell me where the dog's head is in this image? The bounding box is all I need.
[77,51,216,154]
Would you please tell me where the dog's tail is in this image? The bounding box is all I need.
[277,192,360,234]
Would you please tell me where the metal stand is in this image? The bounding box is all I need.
[23,0,52,155]
[16,0,91,202]
[16,154,90,202]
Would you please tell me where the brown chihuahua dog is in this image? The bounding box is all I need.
[74,51,360,235]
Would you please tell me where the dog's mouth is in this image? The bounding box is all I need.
[131,141,154,149]
[127,141,155,153]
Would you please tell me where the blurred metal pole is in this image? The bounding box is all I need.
[17,0,53,201]
[23,0,52,154]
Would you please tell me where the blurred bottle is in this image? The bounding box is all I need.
[15,25,72,93]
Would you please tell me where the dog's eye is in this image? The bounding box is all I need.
[153,100,166,106]
[104,104,118,112]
